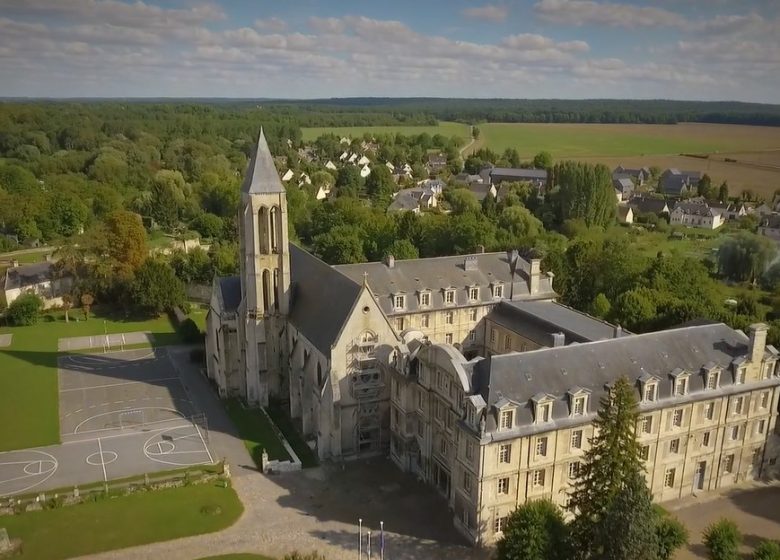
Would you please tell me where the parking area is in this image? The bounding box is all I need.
[0,347,214,497]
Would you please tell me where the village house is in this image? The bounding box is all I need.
[617,204,634,224]
[628,196,671,218]
[388,186,439,214]
[3,260,73,309]
[481,167,548,192]
[613,177,635,202]
[613,165,651,187]
[324,160,337,171]
[670,201,724,230]
[759,214,780,241]
[427,152,448,172]
[659,169,702,198]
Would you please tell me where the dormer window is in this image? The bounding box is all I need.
[573,396,586,415]
[539,402,552,422]
[468,286,479,301]
[394,294,405,310]
[706,370,720,390]
[499,409,514,430]
[445,289,456,305]
[644,382,657,402]
[670,369,689,396]
[420,292,431,307]
[568,388,590,416]
[492,284,504,298]
[735,368,746,385]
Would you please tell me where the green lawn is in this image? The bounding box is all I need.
[301,121,470,142]
[0,306,184,451]
[267,400,318,468]
[2,483,243,560]
[473,122,780,158]
[224,398,292,464]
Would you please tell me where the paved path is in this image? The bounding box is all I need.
[77,468,488,560]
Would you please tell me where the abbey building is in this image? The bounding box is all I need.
[206,130,780,544]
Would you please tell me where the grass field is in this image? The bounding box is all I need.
[198,555,274,560]
[301,121,470,142]
[0,307,184,451]
[2,483,243,559]
[224,398,292,464]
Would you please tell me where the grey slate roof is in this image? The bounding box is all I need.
[613,177,635,192]
[218,276,241,312]
[471,323,770,436]
[489,168,548,184]
[241,129,286,195]
[4,261,55,291]
[488,300,623,347]
[629,196,669,215]
[388,192,422,212]
[468,182,494,202]
[289,244,363,355]
[660,169,701,196]
[673,201,719,217]
[335,251,556,317]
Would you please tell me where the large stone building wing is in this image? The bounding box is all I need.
[473,323,770,436]
[288,244,363,355]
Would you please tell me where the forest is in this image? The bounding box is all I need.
[1,101,779,345]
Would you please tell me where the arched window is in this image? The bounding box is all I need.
[269,206,279,253]
[273,269,279,311]
[258,207,269,253]
[261,269,271,314]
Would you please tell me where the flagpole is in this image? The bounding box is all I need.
[367,530,372,560]
[380,521,384,560]
[358,518,362,560]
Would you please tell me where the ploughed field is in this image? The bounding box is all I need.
[300,121,470,142]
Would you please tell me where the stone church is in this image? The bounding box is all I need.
[205,130,557,460]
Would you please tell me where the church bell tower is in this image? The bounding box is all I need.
[237,129,291,406]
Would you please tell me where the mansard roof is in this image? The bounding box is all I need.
[241,128,286,195]
[335,251,556,316]
[472,323,776,437]
[289,244,362,355]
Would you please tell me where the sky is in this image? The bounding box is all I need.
[0,0,779,103]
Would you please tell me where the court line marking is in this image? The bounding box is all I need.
[142,429,214,467]
[59,377,180,393]
[97,438,108,482]
[194,423,214,464]
[71,407,186,434]
[62,423,194,445]
[0,450,59,497]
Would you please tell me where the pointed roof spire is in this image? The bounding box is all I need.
[241,128,286,195]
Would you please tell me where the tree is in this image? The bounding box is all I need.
[554,161,617,227]
[335,166,362,198]
[131,258,186,314]
[753,540,780,560]
[533,151,553,169]
[655,511,689,560]
[498,206,542,239]
[600,469,658,560]
[719,181,729,202]
[568,376,645,559]
[612,288,657,332]
[697,174,713,197]
[99,211,148,271]
[48,191,89,237]
[385,239,419,260]
[62,294,73,323]
[472,126,480,140]
[150,169,188,230]
[718,233,777,283]
[7,293,43,326]
[364,164,395,206]
[496,499,570,560]
[80,293,94,320]
[312,225,365,264]
[445,188,480,215]
[702,519,741,560]
[190,212,224,240]
[589,293,611,318]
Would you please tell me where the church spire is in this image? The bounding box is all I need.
[241,128,286,195]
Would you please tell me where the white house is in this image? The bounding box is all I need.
[357,155,370,166]
[315,185,332,200]
[360,164,372,178]
[325,160,337,171]
[385,162,395,172]
[281,169,295,182]
[670,201,724,229]
[347,153,358,165]
[4,261,73,309]
[299,172,311,185]
[338,151,349,162]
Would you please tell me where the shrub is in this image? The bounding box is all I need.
[655,510,688,560]
[703,518,742,560]
[7,293,44,325]
[177,317,203,344]
[753,540,780,560]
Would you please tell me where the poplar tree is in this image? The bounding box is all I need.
[568,375,647,559]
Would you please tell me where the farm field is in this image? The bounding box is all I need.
[469,122,780,157]
[301,121,470,142]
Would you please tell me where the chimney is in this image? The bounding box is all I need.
[11,259,19,268]
[464,255,478,271]
[748,323,768,364]
[385,254,395,269]
[551,332,565,347]
[614,324,623,339]
[529,258,541,295]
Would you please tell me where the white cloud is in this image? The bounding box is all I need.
[534,0,685,28]
[462,4,509,22]
[254,17,287,32]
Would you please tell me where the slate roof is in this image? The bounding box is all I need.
[241,129,286,195]
[489,168,548,183]
[453,173,483,185]
[673,201,719,217]
[660,169,701,196]
[4,262,55,291]
[761,213,780,229]
[218,276,242,312]
[471,323,773,437]
[335,251,556,317]
[388,192,422,212]
[629,196,669,215]
[617,205,633,221]
[468,183,494,202]
[613,177,635,192]
[487,300,622,347]
[289,244,363,355]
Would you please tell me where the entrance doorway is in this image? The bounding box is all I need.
[693,461,706,491]
[432,461,451,498]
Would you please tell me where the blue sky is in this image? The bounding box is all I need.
[1,0,778,102]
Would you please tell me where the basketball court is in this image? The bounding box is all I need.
[0,347,214,497]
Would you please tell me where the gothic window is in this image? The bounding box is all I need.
[261,269,271,314]
[269,206,279,253]
[258,207,269,253]
[273,269,279,311]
